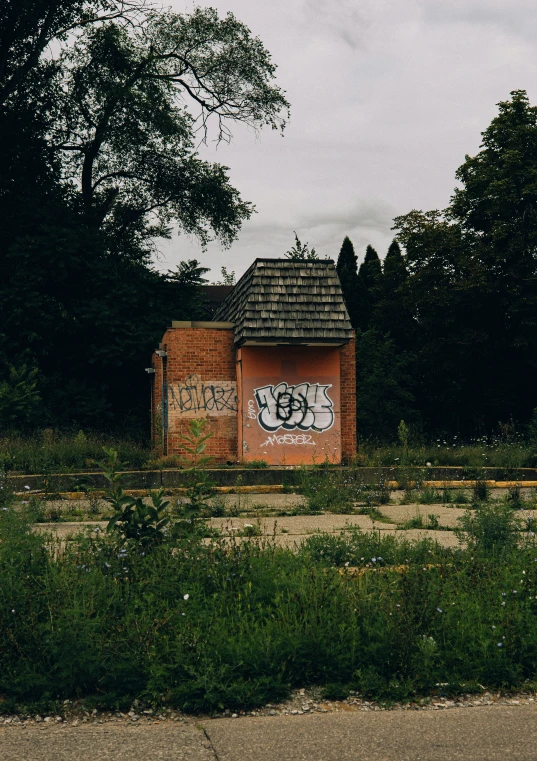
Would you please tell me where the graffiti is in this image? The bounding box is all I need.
[247,399,257,419]
[169,374,238,417]
[254,382,334,432]
[261,433,316,447]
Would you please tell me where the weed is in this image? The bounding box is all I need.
[456,503,520,555]
[507,485,523,509]
[418,487,442,505]
[102,448,169,546]
[244,460,269,469]
[473,480,490,503]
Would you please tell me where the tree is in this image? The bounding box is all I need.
[0,0,148,108]
[372,239,414,346]
[285,232,318,260]
[53,10,289,248]
[336,236,361,328]
[354,329,417,443]
[353,244,383,330]
[392,91,537,433]
[0,4,289,430]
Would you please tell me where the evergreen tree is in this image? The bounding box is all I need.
[372,239,414,346]
[336,236,360,328]
[354,245,383,330]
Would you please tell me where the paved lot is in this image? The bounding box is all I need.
[204,704,537,761]
[0,721,215,761]
[3,705,537,761]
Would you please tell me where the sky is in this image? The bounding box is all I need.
[155,0,537,281]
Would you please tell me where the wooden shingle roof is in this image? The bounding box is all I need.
[212,259,354,345]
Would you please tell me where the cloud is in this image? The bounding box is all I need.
[424,0,537,39]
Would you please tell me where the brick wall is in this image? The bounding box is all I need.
[340,336,357,462]
[152,327,238,463]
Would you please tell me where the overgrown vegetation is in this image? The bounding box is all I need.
[1,502,537,714]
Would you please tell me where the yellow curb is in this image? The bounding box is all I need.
[386,480,537,489]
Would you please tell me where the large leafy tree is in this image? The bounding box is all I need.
[0,3,289,430]
[393,90,537,434]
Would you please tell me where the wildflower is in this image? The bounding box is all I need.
[24,485,30,490]
[492,626,496,629]
[183,594,189,600]
[502,592,506,596]
[396,604,401,608]
[11,609,15,613]
[181,612,186,616]
[512,590,517,594]
[344,561,350,567]
[497,643,503,647]
[426,462,432,467]
[501,602,506,606]
[104,563,111,569]
[372,557,376,563]
[437,608,443,613]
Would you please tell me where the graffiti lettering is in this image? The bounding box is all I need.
[261,433,316,447]
[170,374,238,417]
[254,382,334,432]
[247,399,257,419]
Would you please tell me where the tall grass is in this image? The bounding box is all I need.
[1,504,537,713]
[357,440,537,469]
[0,430,150,473]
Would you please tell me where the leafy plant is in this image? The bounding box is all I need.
[102,447,169,546]
[176,419,216,523]
[456,503,520,555]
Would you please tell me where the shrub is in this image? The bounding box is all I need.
[456,503,520,555]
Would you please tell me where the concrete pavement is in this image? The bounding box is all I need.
[3,704,537,761]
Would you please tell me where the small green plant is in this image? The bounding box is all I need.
[507,485,523,509]
[244,459,269,469]
[102,447,170,546]
[417,486,442,505]
[473,479,490,502]
[175,419,216,523]
[442,488,469,504]
[427,513,440,529]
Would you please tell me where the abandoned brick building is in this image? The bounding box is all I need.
[151,259,356,465]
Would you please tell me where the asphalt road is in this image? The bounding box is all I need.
[2,705,537,761]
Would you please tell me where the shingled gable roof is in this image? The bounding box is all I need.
[212,258,354,345]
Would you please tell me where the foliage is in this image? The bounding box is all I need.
[0,2,288,431]
[285,232,319,260]
[0,364,41,429]
[0,431,150,473]
[176,419,216,522]
[2,506,537,713]
[456,503,520,556]
[102,447,169,545]
[336,236,361,329]
[298,467,390,513]
[354,331,417,443]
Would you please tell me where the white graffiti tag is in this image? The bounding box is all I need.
[254,382,334,432]
[261,433,316,447]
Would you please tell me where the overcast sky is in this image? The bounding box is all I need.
[156,0,537,281]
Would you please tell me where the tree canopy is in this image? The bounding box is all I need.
[0,1,289,431]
